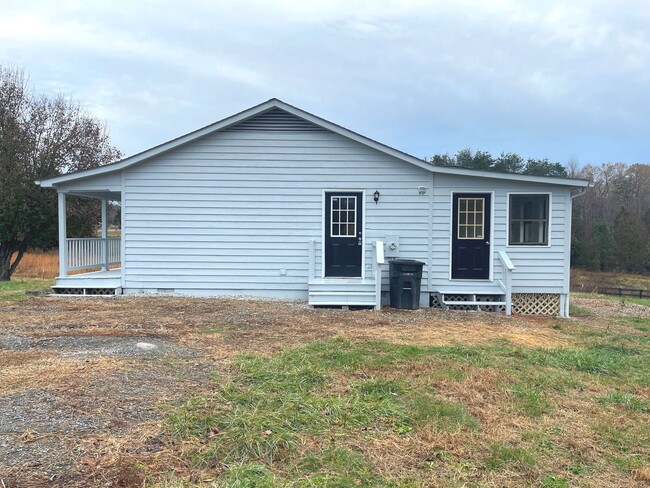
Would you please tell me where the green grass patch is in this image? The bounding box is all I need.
[596,391,649,412]
[508,382,553,417]
[618,316,650,332]
[221,462,277,487]
[168,338,479,482]
[524,344,643,376]
[569,303,593,317]
[485,443,536,470]
[571,292,650,307]
[0,278,52,301]
[539,475,569,487]
[166,334,649,486]
[296,447,383,486]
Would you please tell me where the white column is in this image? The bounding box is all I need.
[58,192,67,277]
[101,198,108,271]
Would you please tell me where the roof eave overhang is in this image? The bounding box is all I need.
[36,98,591,189]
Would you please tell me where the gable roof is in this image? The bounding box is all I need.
[37,98,589,188]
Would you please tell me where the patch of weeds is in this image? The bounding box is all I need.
[297,447,382,486]
[428,367,465,382]
[485,443,536,470]
[618,316,650,331]
[605,333,650,346]
[520,430,556,453]
[508,382,552,417]
[550,324,563,330]
[221,462,277,488]
[525,345,640,376]
[568,464,589,476]
[407,395,478,432]
[596,391,649,413]
[592,422,640,453]
[608,453,647,473]
[569,303,593,317]
[539,475,569,487]
[428,344,490,365]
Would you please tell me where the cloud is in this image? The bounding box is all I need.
[0,0,648,163]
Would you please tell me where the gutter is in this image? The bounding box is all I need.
[571,186,590,199]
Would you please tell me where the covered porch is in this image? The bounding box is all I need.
[54,189,122,295]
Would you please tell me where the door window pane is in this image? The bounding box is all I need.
[457,197,485,240]
[331,196,357,237]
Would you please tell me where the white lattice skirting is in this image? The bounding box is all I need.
[512,293,561,316]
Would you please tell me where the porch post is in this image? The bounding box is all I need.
[101,198,108,271]
[58,192,67,277]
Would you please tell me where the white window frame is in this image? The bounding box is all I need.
[506,192,552,248]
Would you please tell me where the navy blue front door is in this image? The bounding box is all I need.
[451,193,491,280]
[324,192,363,277]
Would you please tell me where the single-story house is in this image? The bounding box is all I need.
[37,99,589,316]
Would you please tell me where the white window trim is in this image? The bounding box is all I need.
[448,191,495,282]
[321,189,366,279]
[506,192,553,248]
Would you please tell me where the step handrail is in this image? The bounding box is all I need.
[497,250,515,315]
[374,241,385,311]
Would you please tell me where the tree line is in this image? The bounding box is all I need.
[428,150,650,274]
[0,66,120,280]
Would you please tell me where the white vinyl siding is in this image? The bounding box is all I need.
[431,173,570,294]
[122,113,431,298]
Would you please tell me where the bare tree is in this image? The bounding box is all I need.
[0,66,121,280]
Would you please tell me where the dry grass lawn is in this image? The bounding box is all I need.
[0,289,648,487]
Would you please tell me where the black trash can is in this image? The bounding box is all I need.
[389,259,425,309]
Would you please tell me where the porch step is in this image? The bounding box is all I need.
[308,279,377,307]
[53,269,122,296]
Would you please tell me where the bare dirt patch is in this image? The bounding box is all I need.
[0,294,646,486]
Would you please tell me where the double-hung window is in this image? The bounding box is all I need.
[509,194,549,245]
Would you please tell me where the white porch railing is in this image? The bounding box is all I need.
[67,237,121,271]
[497,250,515,315]
[374,240,385,310]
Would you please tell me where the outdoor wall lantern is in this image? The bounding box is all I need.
[373,190,380,204]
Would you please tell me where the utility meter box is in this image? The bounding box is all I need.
[384,235,400,258]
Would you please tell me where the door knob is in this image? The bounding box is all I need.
[486,241,490,245]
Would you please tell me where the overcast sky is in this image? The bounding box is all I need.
[1,0,648,165]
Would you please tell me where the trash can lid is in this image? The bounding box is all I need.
[389,259,425,265]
